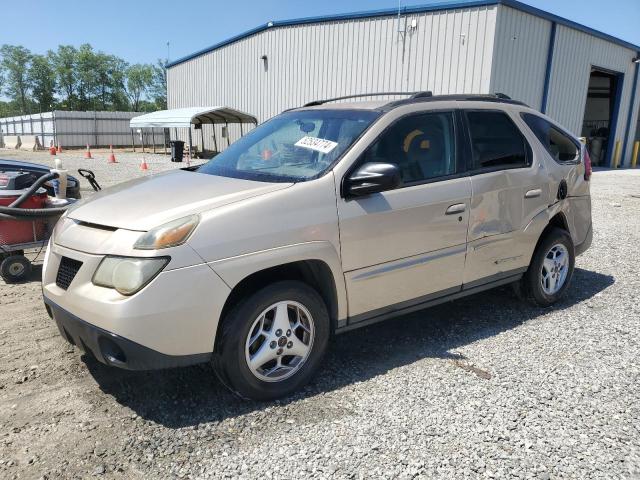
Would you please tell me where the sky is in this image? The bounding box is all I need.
[0,0,639,65]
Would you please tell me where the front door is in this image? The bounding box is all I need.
[336,110,471,319]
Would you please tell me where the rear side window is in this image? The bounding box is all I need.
[465,110,530,170]
[521,113,579,163]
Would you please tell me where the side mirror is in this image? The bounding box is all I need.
[344,162,401,197]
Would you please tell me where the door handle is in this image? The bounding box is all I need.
[445,203,466,215]
[525,189,542,199]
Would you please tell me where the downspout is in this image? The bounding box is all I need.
[541,22,557,114]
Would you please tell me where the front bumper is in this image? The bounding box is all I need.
[42,241,231,358]
[45,298,210,370]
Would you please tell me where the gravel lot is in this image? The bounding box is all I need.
[1,150,639,479]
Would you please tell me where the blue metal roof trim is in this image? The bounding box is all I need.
[166,0,640,69]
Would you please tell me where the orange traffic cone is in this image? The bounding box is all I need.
[84,144,93,159]
[108,145,117,163]
[56,143,62,153]
[140,158,149,171]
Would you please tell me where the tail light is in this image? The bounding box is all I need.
[583,148,592,181]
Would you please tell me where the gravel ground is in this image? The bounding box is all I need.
[0,151,639,479]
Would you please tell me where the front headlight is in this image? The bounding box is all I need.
[133,215,199,250]
[92,256,169,295]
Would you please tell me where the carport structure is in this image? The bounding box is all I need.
[129,106,258,157]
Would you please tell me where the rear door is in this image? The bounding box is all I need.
[462,108,551,286]
[336,109,471,319]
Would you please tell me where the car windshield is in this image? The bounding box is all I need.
[197,109,381,182]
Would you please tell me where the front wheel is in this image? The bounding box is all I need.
[213,281,330,401]
[520,228,575,307]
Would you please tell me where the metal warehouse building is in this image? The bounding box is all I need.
[166,0,640,167]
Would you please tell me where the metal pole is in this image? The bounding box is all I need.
[188,127,193,158]
[200,127,205,156]
[225,121,230,147]
[93,111,98,147]
[212,126,218,152]
[240,123,244,136]
[131,129,135,152]
[163,128,167,155]
[152,128,156,154]
[40,115,44,148]
[52,111,57,148]
[142,130,146,153]
[632,141,639,169]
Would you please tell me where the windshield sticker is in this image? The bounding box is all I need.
[294,136,338,154]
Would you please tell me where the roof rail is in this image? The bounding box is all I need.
[303,91,431,107]
[381,93,529,110]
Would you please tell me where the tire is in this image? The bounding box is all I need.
[213,280,330,401]
[520,227,575,307]
[0,255,32,283]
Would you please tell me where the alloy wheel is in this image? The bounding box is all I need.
[244,301,315,382]
[540,243,569,295]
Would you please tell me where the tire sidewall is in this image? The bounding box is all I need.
[528,228,575,306]
[216,281,330,401]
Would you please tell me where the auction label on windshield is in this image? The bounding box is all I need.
[295,136,338,154]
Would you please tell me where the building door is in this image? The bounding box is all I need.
[580,68,624,167]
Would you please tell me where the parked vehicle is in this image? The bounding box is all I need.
[42,93,592,400]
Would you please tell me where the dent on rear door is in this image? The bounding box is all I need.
[465,166,550,285]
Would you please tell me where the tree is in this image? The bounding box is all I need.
[50,45,77,108]
[149,59,167,110]
[29,54,56,112]
[125,64,153,111]
[0,44,32,114]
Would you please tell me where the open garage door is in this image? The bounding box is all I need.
[581,68,623,167]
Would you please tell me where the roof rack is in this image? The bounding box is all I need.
[381,93,529,110]
[303,91,432,107]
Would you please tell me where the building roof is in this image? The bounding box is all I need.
[129,106,258,129]
[167,0,640,69]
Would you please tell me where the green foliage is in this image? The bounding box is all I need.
[0,45,33,114]
[125,63,154,111]
[0,43,167,115]
[29,54,55,111]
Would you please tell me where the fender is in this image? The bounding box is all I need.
[208,241,348,322]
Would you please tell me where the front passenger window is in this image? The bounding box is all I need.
[360,112,456,184]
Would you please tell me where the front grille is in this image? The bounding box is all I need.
[56,257,83,290]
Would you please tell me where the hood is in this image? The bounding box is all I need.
[67,169,292,231]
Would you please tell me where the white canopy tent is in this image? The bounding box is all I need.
[129,106,258,157]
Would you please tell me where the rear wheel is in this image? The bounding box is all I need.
[520,228,575,307]
[213,281,330,401]
[1,255,32,283]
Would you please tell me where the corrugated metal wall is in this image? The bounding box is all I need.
[547,24,637,160]
[0,111,164,148]
[0,112,55,148]
[493,6,639,165]
[167,5,498,152]
[490,6,551,109]
[169,3,640,165]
